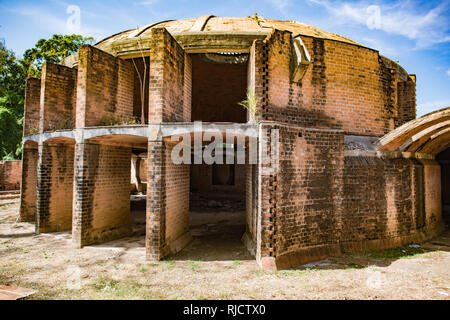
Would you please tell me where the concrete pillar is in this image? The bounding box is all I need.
[19,144,38,222]
[72,142,132,247]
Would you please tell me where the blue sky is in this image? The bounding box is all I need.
[0,0,449,116]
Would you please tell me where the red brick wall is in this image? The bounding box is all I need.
[91,145,131,238]
[380,56,416,129]
[183,53,192,122]
[76,45,134,128]
[164,142,190,245]
[20,146,38,222]
[146,140,165,259]
[36,144,74,232]
[342,157,425,242]
[254,30,416,137]
[259,122,440,269]
[0,160,22,190]
[23,77,41,135]
[259,123,344,261]
[39,62,77,132]
[148,28,188,123]
[72,143,132,246]
[191,54,247,122]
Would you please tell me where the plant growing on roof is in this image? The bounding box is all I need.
[238,86,259,123]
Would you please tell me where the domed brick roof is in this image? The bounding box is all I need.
[94,15,362,50]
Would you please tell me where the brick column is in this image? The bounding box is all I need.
[146,140,166,260]
[72,142,98,247]
[72,142,132,247]
[19,144,38,222]
[35,143,74,233]
[23,77,41,136]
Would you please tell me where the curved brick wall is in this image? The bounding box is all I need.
[257,30,415,137]
[252,123,444,270]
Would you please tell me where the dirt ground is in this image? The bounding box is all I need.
[0,201,449,300]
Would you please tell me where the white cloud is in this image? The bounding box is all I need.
[447,69,450,77]
[306,0,450,48]
[269,0,291,13]
[7,6,107,42]
[417,99,450,116]
[137,0,160,5]
[361,37,398,56]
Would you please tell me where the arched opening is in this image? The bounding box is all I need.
[83,134,148,244]
[187,147,249,261]
[160,132,254,261]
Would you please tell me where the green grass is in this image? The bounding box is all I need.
[139,267,149,273]
[347,262,365,269]
[274,269,312,277]
[161,260,175,269]
[226,260,242,268]
[187,260,200,272]
[232,260,242,267]
[363,246,426,260]
[255,269,312,278]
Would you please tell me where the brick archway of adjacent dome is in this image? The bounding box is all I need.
[376,107,450,156]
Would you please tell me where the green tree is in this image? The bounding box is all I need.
[0,42,26,159]
[23,34,93,77]
[0,34,93,159]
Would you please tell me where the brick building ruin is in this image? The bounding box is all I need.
[19,16,448,270]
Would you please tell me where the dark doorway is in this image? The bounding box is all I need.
[436,148,450,226]
[130,150,148,235]
[181,158,249,261]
